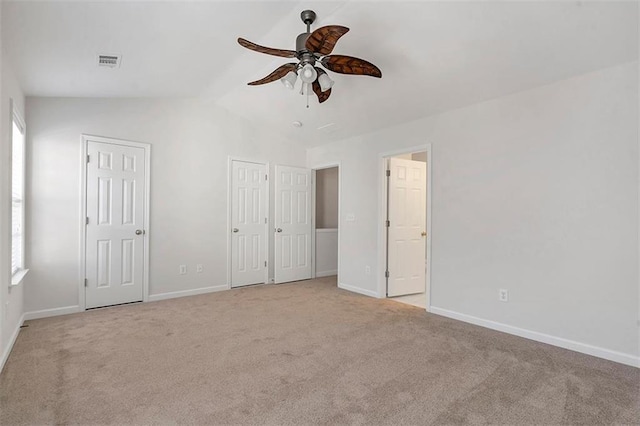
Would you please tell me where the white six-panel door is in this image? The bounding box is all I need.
[231,161,268,287]
[274,165,312,283]
[85,141,146,309]
[387,158,427,297]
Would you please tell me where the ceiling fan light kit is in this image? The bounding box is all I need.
[300,63,318,84]
[318,73,334,92]
[281,71,297,90]
[238,9,382,106]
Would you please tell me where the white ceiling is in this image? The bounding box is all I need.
[3,1,638,147]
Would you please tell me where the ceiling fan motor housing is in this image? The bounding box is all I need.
[296,33,310,54]
[296,33,317,67]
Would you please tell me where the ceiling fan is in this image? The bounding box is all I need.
[238,10,382,105]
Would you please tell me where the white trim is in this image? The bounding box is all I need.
[0,313,24,373]
[430,306,640,368]
[227,157,270,288]
[310,161,341,286]
[377,145,433,311]
[311,169,316,278]
[315,228,338,233]
[425,147,433,312]
[80,135,151,310]
[23,305,81,321]
[338,282,380,298]
[148,285,228,302]
[316,270,338,278]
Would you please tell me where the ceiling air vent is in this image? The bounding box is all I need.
[317,123,341,134]
[97,54,121,68]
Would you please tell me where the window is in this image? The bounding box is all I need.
[11,104,27,284]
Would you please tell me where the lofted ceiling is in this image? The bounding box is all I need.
[3,1,638,147]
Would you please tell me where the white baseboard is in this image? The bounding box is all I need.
[430,306,640,369]
[338,282,380,298]
[316,270,337,278]
[1,313,25,373]
[148,285,228,302]
[24,305,81,321]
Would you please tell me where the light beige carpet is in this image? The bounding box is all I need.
[1,276,638,425]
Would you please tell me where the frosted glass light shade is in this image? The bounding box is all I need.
[318,73,334,92]
[299,64,317,84]
[281,71,297,90]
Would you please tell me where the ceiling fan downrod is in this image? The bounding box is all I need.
[296,10,317,66]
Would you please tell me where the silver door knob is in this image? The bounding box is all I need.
[135,229,143,235]
[276,228,282,233]
[232,228,239,233]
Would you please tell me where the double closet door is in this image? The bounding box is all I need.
[230,161,312,287]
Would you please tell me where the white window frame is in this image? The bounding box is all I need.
[10,99,28,286]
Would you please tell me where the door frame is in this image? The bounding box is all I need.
[226,157,270,289]
[310,162,341,284]
[79,134,151,311]
[377,144,432,311]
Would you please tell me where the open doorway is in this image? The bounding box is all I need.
[383,150,430,309]
[313,166,339,283]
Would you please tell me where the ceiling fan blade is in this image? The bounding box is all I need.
[238,38,297,58]
[305,25,350,56]
[247,63,298,86]
[321,55,382,78]
[312,71,331,104]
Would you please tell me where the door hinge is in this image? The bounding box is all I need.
[84,278,88,287]
[87,154,90,163]
[264,261,267,267]
[385,220,390,227]
[386,169,390,177]
[86,217,89,225]
[385,270,390,278]
[265,217,267,224]
[265,174,268,181]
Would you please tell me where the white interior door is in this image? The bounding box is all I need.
[275,165,312,283]
[231,160,268,288]
[387,157,427,297]
[85,141,146,309]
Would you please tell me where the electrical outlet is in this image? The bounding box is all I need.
[365,265,371,275]
[179,265,187,275]
[499,289,509,302]
[196,264,203,273]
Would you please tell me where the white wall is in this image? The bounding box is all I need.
[1,42,26,368]
[307,62,639,364]
[25,97,306,313]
